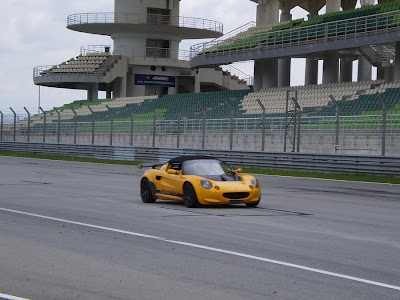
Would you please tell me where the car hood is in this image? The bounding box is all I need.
[203,174,242,182]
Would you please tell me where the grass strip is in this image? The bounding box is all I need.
[244,167,400,184]
[0,150,140,166]
[1,150,399,184]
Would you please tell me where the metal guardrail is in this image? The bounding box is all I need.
[1,142,400,177]
[190,9,400,62]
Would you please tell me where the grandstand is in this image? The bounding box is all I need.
[2,0,396,155]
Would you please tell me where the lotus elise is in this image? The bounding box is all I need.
[138,155,261,208]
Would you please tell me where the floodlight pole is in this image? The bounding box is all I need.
[225,100,234,150]
[9,107,16,141]
[71,108,77,144]
[376,91,387,156]
[125,105,134,147]
[148,103,156,147]
[87,106,95,145]
[106,105,113,146]
[197,101,206,149]
[256,99,266,151]
[24,107,31,142]
[329,95,340,147]
[39,107,46,143]
[54,107,61,143]
[172,103,181,148]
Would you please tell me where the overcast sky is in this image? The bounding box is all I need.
[0,0,367,116]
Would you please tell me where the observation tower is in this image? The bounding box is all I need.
[34,0,248,100]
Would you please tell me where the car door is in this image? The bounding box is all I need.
[154,169,185,199]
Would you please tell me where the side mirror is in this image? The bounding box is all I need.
[234,168,243,173]
[167,169,178,175]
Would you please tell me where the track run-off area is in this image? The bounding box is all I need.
[1,156,400,300]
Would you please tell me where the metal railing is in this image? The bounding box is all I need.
[190,10,400,60]
[1,142,399,176]
[80,45,112,55]
[67,13,223,34]
[221,65,254,86]
[144,47,191,61]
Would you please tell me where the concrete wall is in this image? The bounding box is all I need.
[3,131,399,156]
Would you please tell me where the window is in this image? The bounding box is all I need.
[147,8,171,25]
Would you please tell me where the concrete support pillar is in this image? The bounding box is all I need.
[253,60,264,91]
[340,57,353,83]
[394,41,400,80]
[358,56,372,81]
[169,86,177,95]
[305,57,318,85]
[323,0,341,84]
[87,83,99,101]
[385,65,395,82]
[256,3,268,26]
[355,0,373,82]
[326,0,341,13]
[278,58,291,87]
[267,0,280,25]
[323,52,339,84]
[194,72,201,93]
[106,83,112,99]
[377,66,386,80]
[263,59,278,89]
[253,0,280,90]
[305,8,319,86]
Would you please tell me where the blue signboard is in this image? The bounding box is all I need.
[135,74,176,87]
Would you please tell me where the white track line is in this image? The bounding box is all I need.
[0,292,30,300]
[1,207,400,292]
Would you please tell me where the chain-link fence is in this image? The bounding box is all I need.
[1,106,399,156]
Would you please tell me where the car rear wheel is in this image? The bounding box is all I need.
[245,199,260,208]
[183,183,199,208]
[141,178,156,203]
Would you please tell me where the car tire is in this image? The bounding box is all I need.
[141,178,156,203]
[183,183,199,208]
[245,199,260,208]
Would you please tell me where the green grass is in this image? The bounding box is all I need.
[1,150,399,184]
[0,150,141,166]
[244,167,400,184]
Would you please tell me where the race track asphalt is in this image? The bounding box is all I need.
[0,156,399,300]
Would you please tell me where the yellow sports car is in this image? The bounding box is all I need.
[138,155,261,208]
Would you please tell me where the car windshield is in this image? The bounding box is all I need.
[182,159,232,176]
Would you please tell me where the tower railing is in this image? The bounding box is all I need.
[67,13,223,34]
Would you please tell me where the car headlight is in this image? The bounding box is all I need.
[201,179,212,190]
[251,178,259,188]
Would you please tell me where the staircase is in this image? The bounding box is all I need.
[198,65,253,91]
[359,43,395,67]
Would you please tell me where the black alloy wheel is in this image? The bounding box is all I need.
[183,183,199,208]
[141,178,156,203]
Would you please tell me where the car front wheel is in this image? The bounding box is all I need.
[183,183,199,208]
[141,178,156,203]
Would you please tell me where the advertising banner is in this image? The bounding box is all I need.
[135,74,176,87]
